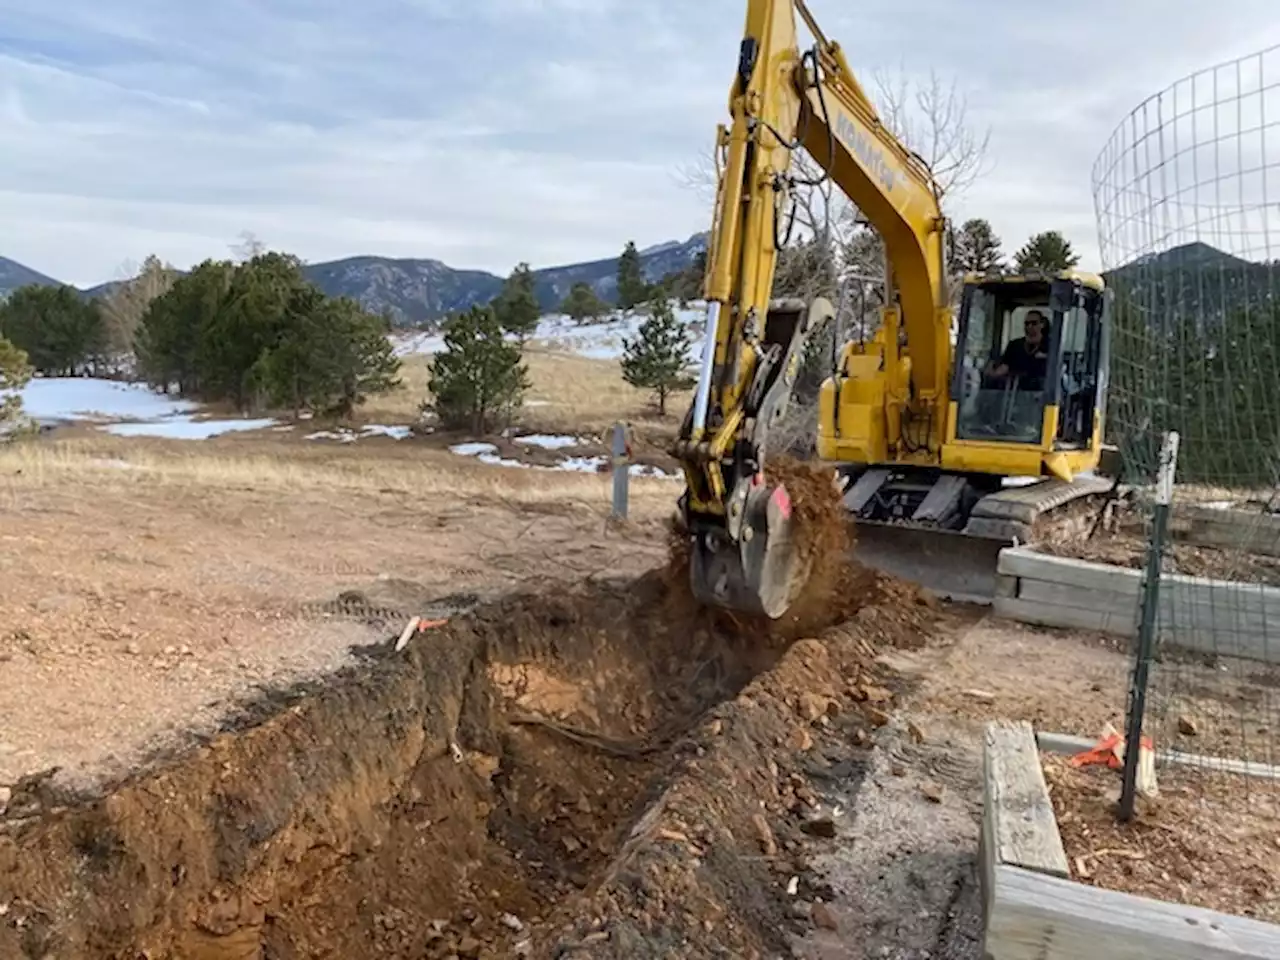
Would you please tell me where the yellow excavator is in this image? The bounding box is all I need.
[673,0,1114,616]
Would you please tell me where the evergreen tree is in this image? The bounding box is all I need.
[950,219,1005,274]
[0,335,32,428]
[136,259,235,396]
[428,305,530,433]
[560,282,608,323]
[1014,231,1080,273]
[620,297,695,415]
[135,250,400,416]
[492,262,540,340]
[0,284,105,376]
[616,241,649,310]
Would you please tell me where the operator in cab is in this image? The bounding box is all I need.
[986,310,1049,392]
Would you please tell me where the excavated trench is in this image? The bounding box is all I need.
[0,465,935,960]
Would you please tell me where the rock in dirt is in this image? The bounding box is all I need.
[963,688,996,704]
[811,902,840,931]
[800,817,837,839]
[858,683,893,705]
[752,813,779,857]
[1177,715,1199,737]
[500,913,524,933]
[0,786,9,814]
[787,727,814,752]
[920,781,944,804]
[866,707,891,728]
[798,693,830,723]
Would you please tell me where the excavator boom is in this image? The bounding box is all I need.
[674,0,951,618]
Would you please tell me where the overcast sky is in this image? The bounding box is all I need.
[3,0,1280,287]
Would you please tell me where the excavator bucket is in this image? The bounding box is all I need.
[689,480,812,619]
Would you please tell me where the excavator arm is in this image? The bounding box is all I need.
[674,0,951,618]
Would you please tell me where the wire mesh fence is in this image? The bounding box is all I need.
[1092,43,1280,809]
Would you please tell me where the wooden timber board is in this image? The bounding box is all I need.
[994,548,1280,663]
[981,719,1280,959]
[986,864,1280,959]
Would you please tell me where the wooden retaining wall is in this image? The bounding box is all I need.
[993,547,1280,665]
[1182,506,1280,558]
[981,720,1280,959]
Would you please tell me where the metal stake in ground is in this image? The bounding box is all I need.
[1119,430,1180,822]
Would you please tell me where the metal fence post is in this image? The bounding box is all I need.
[1119,430,1180,822]
[611,422,632,520]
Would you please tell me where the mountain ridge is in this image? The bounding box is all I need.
[0,234,709,327]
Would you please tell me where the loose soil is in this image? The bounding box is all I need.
[1044,755,1280,923]
[0,457,941,959]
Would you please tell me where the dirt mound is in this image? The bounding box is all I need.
[665,455,931,643]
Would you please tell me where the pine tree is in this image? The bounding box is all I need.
[428,305,531,433]
[136,259,235,396]
[950,219,1005,274]
[620,296,695,415]
[616,241,649,310]
[492,262,541,340]
[560,282,608,324]
[1014,231,1080,273]
[0,335,32,429]
[0,284,105,376]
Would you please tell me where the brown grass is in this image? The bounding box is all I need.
[0,434,678,509]
[358,348,693,437]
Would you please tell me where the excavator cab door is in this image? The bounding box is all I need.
[1050,283,1109,450]
[952,279,1059,444]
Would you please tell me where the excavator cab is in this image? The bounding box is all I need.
[952,272,1110,456]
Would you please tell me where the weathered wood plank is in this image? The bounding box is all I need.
[986,863,1280,959]
[982,720,1069,879]
[1017,579,1279,635]
[997,590,1279,662]
[993,596,1140,635]
[998,548,1141,595]
[1000,548,1280,616]
[1183,507,1280,558]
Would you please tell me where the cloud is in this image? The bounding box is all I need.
[2,0,1280,285]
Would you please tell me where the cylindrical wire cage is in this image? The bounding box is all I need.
[1092,45,1280,798]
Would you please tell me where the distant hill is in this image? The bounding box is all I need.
[1106,240,1279,323]
[0,258,61,299]
[0,233,709,326]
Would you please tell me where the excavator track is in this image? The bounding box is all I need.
[841,470,1116,603]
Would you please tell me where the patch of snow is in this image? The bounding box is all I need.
[513,434,587,450]
[557,456,606,474]
[360,424,413,440]
[305,424,413,443]
[1199,500,1238,511]
[306,429,359,443]
[21,377,196,423]
[448,442,679,480]
[103,416,278,440]
[391,302,706,363]
[526,400,551,407]
[477,452,530,469]
[450,441,499,457]
[272,425,295,433]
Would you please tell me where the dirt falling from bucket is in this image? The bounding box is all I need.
[664,456,918,642]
